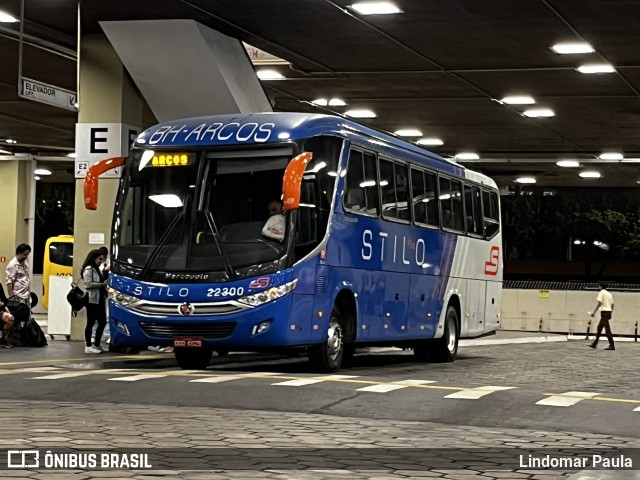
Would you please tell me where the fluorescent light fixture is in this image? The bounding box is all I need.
[328,98,346,106]
[599,152,623,160]
[148,194,183,208]
[500,96,535,105]
[621,158,640,163]
[577,64,615,74]
[34,168,52,176]
[0,11,19,23]
[67,152,76,158]
[556,160,580,167]
[417,138,444,146]
[523,108,555,118]
[454,153,479,161]
[579,171,601,178]
[256,69,284,80]
[311,98,328,106]
[349,2,403,15]
[394,129,423,137]
[34,176,41,181]
[551,42,594,54]
[345,109,376,118]
[5,138,17,144]
[516,177,536,184]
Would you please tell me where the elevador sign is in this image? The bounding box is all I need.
[19,77,78,112]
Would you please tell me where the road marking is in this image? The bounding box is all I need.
[30,372,94,380]
[273,375,359,386]
[108,374,169,382]
[190,375,241,384]
[634,406,640,412]
[0,355,162,367]
[357,379,436,393]
[444,386,515,399]
[536,391,601,407]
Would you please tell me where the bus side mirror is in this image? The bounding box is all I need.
[84,157,126,210]
[282,152,313,212]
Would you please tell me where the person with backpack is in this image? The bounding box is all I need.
[0,300,14,349]
[81,249,108,354]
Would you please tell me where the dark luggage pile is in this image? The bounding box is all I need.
[0,286,47,348]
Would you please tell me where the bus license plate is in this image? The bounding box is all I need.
[172,337,203,348]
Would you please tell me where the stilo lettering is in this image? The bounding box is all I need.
[361,228,426,267]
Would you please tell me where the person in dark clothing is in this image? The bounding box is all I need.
[81,249,108,354]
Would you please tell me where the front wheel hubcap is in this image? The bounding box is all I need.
[327,320,343,361]
[446,316,457,353]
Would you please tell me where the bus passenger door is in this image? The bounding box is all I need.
[408,274,438,338]
[380,272,409,340]
[484,280,502,333]
[465,279,486,337]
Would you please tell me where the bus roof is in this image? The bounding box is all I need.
[135,112,495,187]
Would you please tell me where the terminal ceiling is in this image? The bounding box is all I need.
[1,0,639,188]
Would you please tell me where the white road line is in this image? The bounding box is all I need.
[29,372,95,380]
[190,376,241,384]
[357,379,436,393]
[108,374,168,382]
[444,386,515,399]
[14,367,60,373]
[634,406,640,412]
[273,375,359,387]
[240,372,285,377]
[536,391,601,407]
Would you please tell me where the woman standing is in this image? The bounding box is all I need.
[81,249,107,354]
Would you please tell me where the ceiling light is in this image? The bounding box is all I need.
[34,176,41,181]
[417,138,444,146]
[577,64,615,74]
[523,108,555,118]
[621,158,640,163]
[579,171,601,179]
[311,98,328,106]
[0,11,19,23]
[34,168,52,176]
[500,96,535,105]
[256,69,284,80]
[455,153,479,160]
[67,152,77,158]
[516,177,536,184]
[394,129,422,137]
[345,109,376,118]
[550,42,594,54]
[328,98,346,106]
[599,152,623,160]
[556,160,580,167]
[5,138,17,144]
[348,2,403,15]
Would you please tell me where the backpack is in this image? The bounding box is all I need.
[66,283,88,317]
[21,318,47,348]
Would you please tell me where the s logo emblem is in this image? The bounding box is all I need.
[178,303,195,315]
[484,246,500,275]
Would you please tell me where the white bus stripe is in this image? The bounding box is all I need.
[273,375,359,386]
[108,374,168,382]
[357,380,436,393]
[536,391,600,407]
[445,386,515,399]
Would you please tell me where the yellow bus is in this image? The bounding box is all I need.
[42,235,74,310]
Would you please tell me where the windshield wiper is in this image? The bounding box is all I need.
[139,211,185,279]
[204,209,237,279]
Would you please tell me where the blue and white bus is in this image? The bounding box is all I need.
[85,113,502,371]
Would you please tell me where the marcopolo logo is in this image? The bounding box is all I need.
[7,450,39,468]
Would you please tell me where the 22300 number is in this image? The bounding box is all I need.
[206,287,244,297]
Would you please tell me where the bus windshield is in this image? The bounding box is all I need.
[112,137,341,281]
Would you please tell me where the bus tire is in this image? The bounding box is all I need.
[413,305,459,363]
[308,308,344,372]
[174,347,213,370]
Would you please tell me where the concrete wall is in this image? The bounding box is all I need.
[501,289,639,335]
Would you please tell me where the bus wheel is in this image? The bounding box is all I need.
[413,305,459,363]
[308,308,344,372]
[174,347,213,370]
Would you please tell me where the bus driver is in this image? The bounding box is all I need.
[262,200,285,241]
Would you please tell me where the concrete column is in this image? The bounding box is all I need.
[71,34,144,341]
[0,160,34,287]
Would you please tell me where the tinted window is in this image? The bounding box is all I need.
[424,172,439,228]
[464,185,483,236]
[411,168,427,225]
[439,177,453,229]
[49,242,73,267]
[451,180,464,232]
[344,149,379,216]
[380,159,409,222]
[483,189,500,238]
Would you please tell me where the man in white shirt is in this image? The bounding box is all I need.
[262,200,285,241]
[6,244,32,307]
[589,283,615,351]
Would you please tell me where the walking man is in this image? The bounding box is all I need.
[589,283,615,351]
[6,244,32,307]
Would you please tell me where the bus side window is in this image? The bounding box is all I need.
[344,150,366,214]
[464,184,483,236]
[362,152,379,215]
[424,171,439,228]
[451,180,464,231]
[439,177,453,229]
[482,189,500,239]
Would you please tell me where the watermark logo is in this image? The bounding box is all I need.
[7,450,39,468]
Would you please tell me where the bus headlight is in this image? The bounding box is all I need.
[108,288,139,307]
[237,279,298,307]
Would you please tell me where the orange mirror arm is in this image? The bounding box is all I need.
[282,152,313,212]
[84,157,126,210]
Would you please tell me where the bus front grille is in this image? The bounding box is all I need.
[140,322,236,339]
[129,300,246,316]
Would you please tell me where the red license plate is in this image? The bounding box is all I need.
[172,336,204,348]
